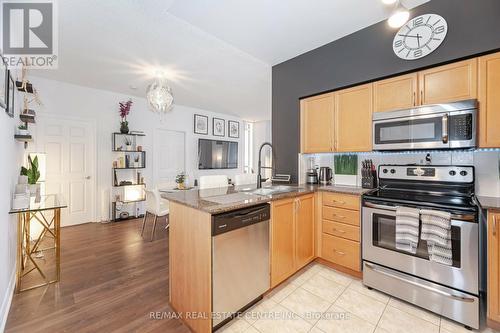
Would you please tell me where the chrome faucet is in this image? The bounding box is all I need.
[257,142,274,188]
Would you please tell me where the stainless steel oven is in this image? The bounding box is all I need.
[372,99,477,151]
[361,165,480,329]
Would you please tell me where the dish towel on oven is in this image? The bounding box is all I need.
[420,209,452,266]
[395,207,420,254]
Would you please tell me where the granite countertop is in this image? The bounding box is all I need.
[160,184,371,214]
[477,196,500,210]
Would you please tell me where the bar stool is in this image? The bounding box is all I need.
[141,188,169,241]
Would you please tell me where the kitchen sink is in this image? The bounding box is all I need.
[246,185,295,196]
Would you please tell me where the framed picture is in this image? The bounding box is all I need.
[194,114,208,135]
[0,57,6,111]
[228,120,239,138]
[213,118,225,137]
[6,70,14,118]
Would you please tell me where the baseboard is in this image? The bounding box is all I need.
[0,270,15,333]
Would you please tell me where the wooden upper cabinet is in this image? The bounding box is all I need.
[295,194,315,269]
[418,59,477,105]
[479,52,500,148]
[488,211,500,325]
[335,84,373,152]
[300,93,335,153]
[270,198,296,287]
[373,73,418,112]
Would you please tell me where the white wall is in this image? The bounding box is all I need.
[299,150,500,197]
[0,81,24,331]
[252,120,272,177]
[29,77,245,222]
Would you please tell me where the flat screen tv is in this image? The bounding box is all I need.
[198,139,238,169]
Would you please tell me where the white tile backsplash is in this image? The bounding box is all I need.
[299,151,500,197]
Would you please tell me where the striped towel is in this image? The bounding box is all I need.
[395,207,420,254]
[420,209,452,266]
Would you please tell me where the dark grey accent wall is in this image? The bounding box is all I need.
[272,0,500,182]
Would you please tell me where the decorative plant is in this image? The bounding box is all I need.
[20,155,40,185]
[334,154,358,175]
[175,173,186,184]
[18,124,28,130]
[175,172,186,189]
[118,99,133,134]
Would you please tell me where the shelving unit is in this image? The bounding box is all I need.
[111,132,147,222]
[14,80,37,149]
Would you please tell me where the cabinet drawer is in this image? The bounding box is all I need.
[322,192,360,210]
[322,206,359,226]
[322,220,360,241]
[321,233,360,272]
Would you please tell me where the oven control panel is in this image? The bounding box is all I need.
[379,165,474,183]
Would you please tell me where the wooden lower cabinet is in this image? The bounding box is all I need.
[270,198,296,287]
[271,194,315,287]
[322,233,360,271]
[295,194,315,269]
[319,192,361,273]
[488,210,500,327]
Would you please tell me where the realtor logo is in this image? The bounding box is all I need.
[2,0,58,69]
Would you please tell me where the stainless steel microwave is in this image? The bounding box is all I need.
[372,99,477,151]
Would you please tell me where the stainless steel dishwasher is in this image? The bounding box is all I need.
[212,203,270,330]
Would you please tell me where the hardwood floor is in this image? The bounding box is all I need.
[5,218,191,333]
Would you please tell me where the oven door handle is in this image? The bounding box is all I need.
[363,202,476,222]
[364,262,475,303]
[442,114,449,144]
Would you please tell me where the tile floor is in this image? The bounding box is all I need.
[218,262,498,333]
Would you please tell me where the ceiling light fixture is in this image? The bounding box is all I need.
[387,1,410,28]
[146,72,174,116]
[381,0,398,4]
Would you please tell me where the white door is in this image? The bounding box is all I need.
[153,129,185,186]
[37,115,96,226]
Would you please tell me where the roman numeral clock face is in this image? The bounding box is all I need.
[393,14,448,60]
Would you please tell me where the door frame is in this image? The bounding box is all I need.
[35,112,98,224]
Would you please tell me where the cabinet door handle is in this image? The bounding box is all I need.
[334,250,346,255]
[420,90,423,103]
[333,200,346,205]
[332,214,346,219]
[413,92,416,106]
[494,215,498,236]
[333,228,345,233]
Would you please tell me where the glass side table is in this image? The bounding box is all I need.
[9,194,67,293]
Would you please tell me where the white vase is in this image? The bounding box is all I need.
[28,184,40,197]
[334,174,358,186]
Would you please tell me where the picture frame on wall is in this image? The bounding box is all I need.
[0,57,7,111]
[194,114,208,135]
[228,120,239,138]
[213,117,225,137]
[6,70,15,118]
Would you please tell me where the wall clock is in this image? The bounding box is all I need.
[393,14,448,60]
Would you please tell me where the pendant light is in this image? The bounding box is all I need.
[146,73,174,115]
[386,0,410,28]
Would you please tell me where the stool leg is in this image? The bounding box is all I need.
[141,212,148,237]
[151,215,158,242]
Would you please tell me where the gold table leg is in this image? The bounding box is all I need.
[15,208,62,293]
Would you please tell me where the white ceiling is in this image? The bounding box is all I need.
[31,0,428,121]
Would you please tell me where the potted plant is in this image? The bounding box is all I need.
[17,124,29,136]
[20,155,41,197]
[119,99,133,134]
[175,173,186,190]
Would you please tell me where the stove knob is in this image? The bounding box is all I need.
[460,170,468,177]
[383,169,388,174]
[449,170,456,176]
[390,169,396,174]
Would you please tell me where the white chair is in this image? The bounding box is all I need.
[199,175,229,189]
[234,173,257,186]
[141,188,169,241]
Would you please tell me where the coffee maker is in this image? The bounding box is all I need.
[305,157,318,184]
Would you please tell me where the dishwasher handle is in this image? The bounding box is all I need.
[212,204,270,236]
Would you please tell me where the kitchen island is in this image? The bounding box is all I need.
[161,184,369,333]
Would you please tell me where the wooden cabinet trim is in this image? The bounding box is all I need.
[479,52,500,148]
